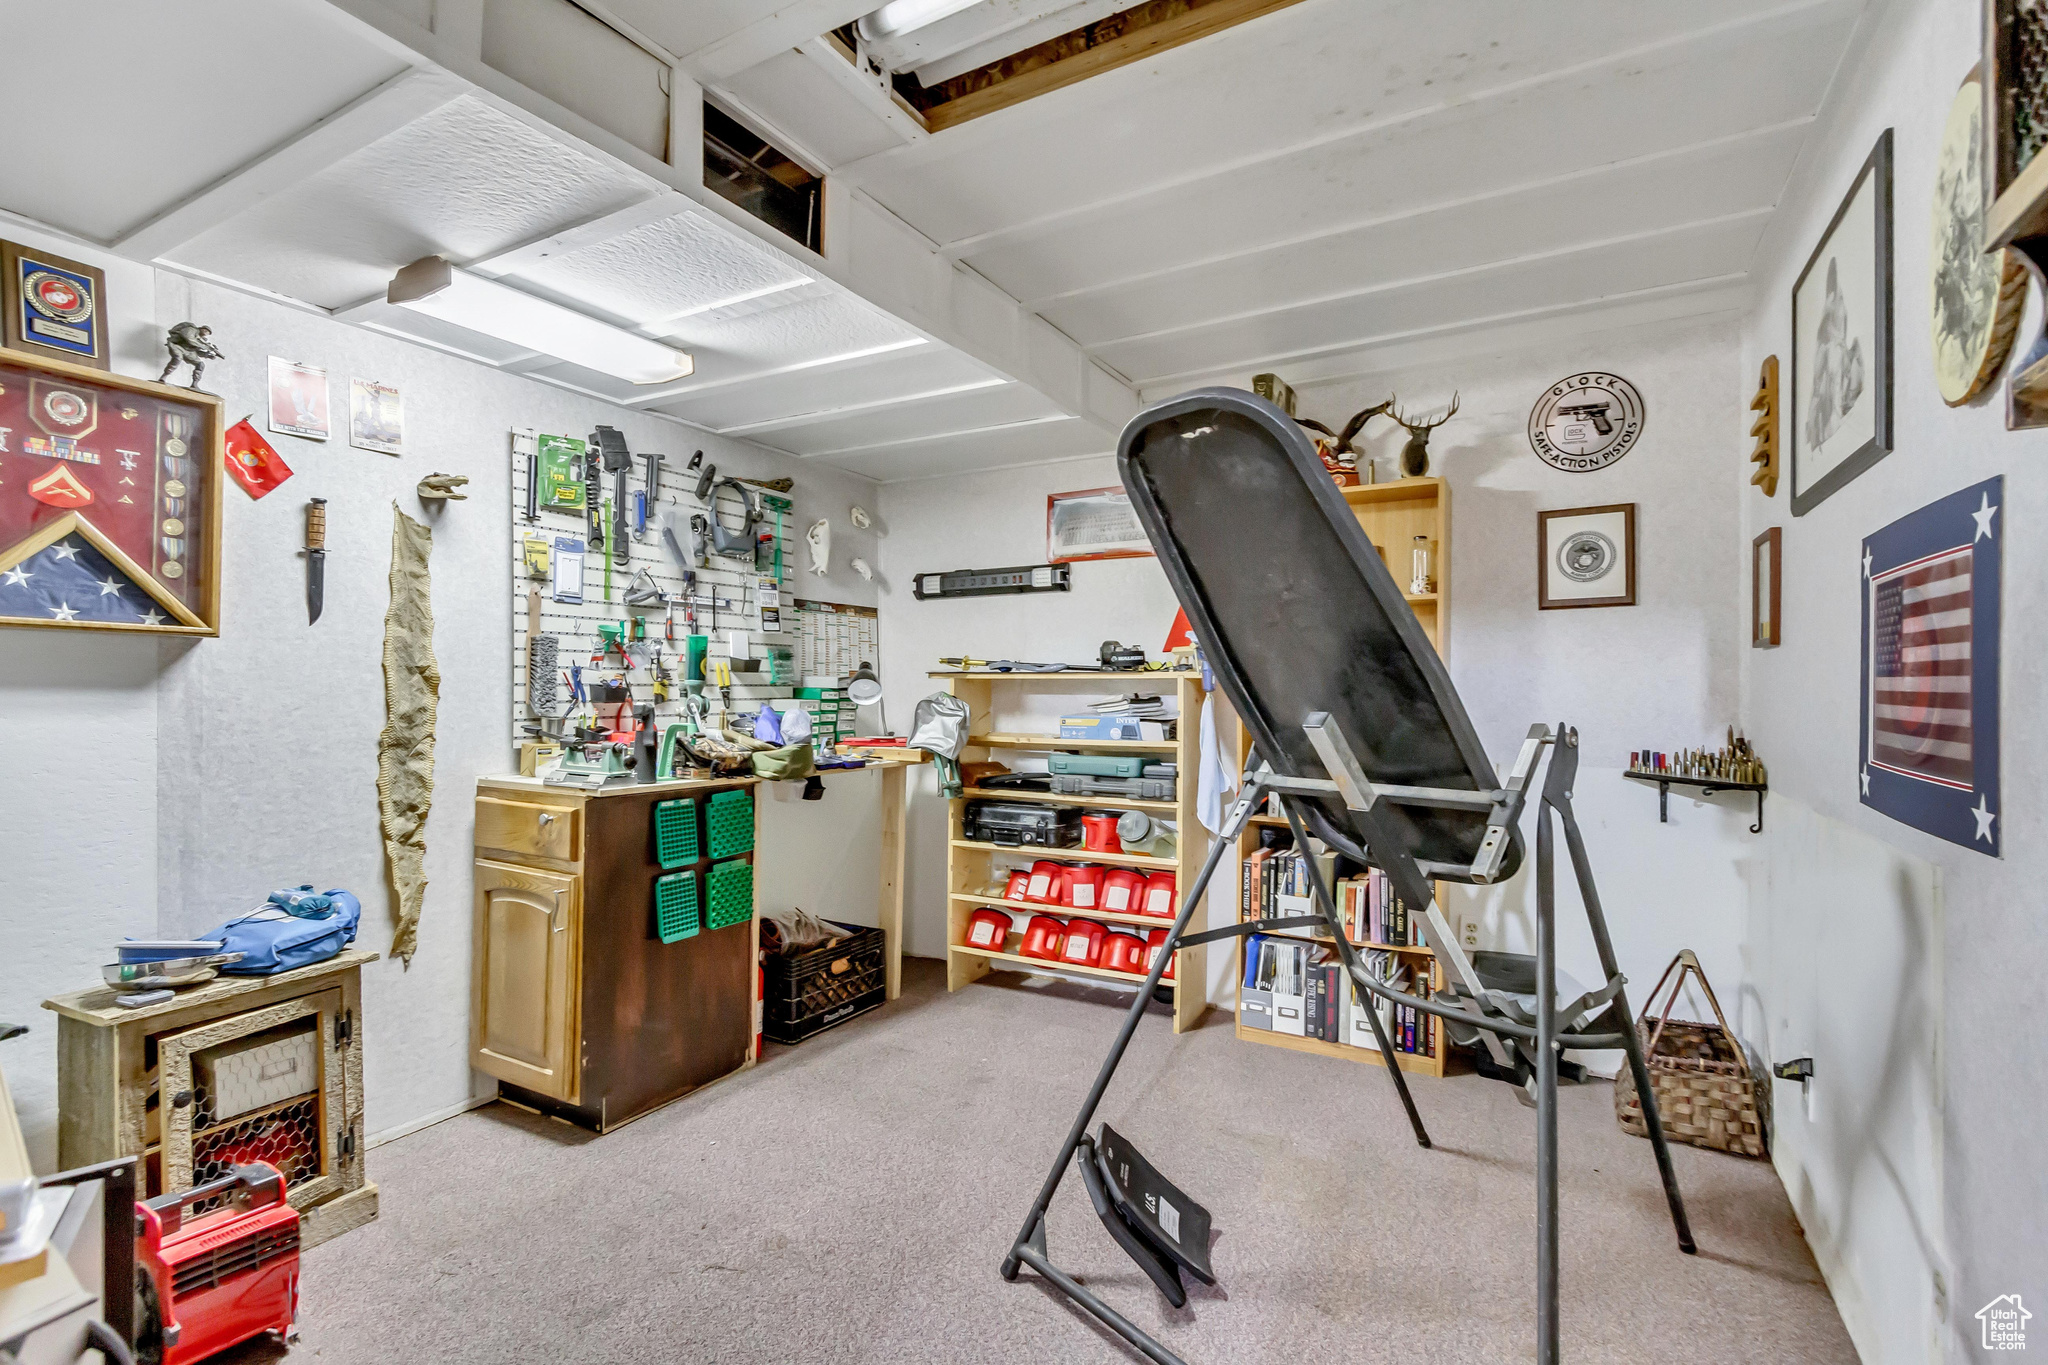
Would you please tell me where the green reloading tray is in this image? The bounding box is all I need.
[705,857,754,930]
[654,798,700,869]
[706,788,755,858]
[654,869,700,943]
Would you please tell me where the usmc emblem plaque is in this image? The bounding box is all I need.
[2,239,109,370]
[1528,371,1644,472]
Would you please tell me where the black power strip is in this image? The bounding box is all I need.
[912,563,1071,599]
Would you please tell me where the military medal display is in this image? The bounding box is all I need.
[0,347,223,634]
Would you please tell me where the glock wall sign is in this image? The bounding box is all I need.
[1528,372,1646,472]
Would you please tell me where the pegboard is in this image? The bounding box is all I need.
[508,428,806,747]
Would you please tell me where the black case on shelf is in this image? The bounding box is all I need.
[962,800,1083,847]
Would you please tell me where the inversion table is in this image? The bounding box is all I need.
[1000,388,1695,1364]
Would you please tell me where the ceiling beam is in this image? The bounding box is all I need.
[794,36,929,145]
[1074,207,1773,351]
[1131,272,1751,393]
[912,0,1853,257]
[115,66,467,260]
[679,0,879,83]
[628,338,933,407]
[717,377,1011,436]
[794,413,1083,459]
[1014,118,1810,310]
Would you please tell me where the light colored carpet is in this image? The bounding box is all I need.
[248,959,1853,1364]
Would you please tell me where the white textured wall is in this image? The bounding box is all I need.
[2,243,881,1166]
[1735,0,2045,1355]
[1298,316,1753,1070]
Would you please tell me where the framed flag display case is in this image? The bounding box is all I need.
[1859,476,2001,855]
[0,346,223,635]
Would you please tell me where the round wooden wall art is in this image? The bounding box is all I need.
[1931,69,2027,406]
[1528,372,1645,471]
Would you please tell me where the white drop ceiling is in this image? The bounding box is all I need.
[0,0,1873,479]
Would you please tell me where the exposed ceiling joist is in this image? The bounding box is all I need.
[115,66,466,259]
[794,36,931,145]
[680,0,880,82]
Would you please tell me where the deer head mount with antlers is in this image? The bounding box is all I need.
[1389,393,1460,478]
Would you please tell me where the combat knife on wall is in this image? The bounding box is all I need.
[305,497,327,624]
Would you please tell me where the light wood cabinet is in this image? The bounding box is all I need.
[471,860,581,1104]
[41,951,377,1249]
[472,776,757,1133]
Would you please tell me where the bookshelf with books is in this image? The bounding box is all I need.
[1231,475,1453,1077]
[935,669,1210,1034]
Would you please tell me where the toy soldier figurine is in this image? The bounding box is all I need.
[158,321,224,390]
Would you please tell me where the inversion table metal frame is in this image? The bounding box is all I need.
[1002,718,1695,1364]
[1000,387,1694,1364]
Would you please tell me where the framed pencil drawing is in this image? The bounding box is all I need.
[1790,129,1893,516]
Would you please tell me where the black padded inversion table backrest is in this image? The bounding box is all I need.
[1118,388,1519,882]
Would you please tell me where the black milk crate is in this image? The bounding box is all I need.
[764,921,886,1044]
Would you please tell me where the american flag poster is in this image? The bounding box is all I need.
[1860,476,2001,855]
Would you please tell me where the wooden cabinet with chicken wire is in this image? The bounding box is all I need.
[41,949,377,1249]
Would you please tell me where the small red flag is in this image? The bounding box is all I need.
[1164,606,1196,654]
[224,418,293,499]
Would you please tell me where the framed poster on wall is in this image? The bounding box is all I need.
[0,346,223,635]
[1859,477,2001,855]
[1048,486,1152,562]
[1790,129,1894,516]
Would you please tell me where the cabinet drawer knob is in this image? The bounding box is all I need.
[538,812,555,828]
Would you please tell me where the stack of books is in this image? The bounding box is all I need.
[1237,936,1437,1058]
[1240,846,1426,950]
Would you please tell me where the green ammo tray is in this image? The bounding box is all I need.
[707,788,754,858]
[705,857,754,930]
[654,869,700,943]
[654,798,701,869]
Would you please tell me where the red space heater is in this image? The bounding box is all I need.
[137,1162,300,1365]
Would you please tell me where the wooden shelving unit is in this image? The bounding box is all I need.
[937,669,1210,1033]
[1232,475,1453,1077]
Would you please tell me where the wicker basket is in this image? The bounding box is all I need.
[1613,950,1768,1159]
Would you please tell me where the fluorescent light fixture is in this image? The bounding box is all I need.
[858,0,985,41]
[388,256,693,385]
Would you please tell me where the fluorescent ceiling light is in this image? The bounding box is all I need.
[858,0,985,42]
[388,256,693,385]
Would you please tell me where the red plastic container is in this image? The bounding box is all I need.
[1059,918,1109,968]
[1141,870,1178,919]
[1062,863,1106,910]
[1101,931,1146,975]
[964,907,1013,951]
[1081,812,1122,852]
[1099,868,1147,915]
[1024,860,1064,904]
[1003,870,1032,902]
[1020,915,1067,961]
[1145,928,1176,980]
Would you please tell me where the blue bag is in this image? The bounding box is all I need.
[201,888,361,974]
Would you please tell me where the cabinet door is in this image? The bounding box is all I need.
[156,989,343,1208]
[471,859,580,1103]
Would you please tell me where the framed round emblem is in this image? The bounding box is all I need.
[24,271,92,323]
[1528,372,1645,472]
